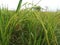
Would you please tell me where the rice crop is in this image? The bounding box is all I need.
[0,0,60,45]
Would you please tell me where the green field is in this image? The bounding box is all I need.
[0,0,60,45]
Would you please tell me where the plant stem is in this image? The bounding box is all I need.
[16,0,22,13]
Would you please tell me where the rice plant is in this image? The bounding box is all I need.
[0,0,60,45]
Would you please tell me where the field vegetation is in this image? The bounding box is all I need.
[0,0,60,45]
